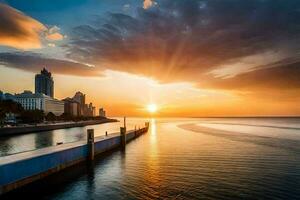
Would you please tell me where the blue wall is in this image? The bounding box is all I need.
[95,136,120,154]
[0,144,87,186]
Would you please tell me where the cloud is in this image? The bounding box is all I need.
[0,3,64,49]
[45,26,64,41]
[202,57,300,91]
[46,32,63,41]
[47,43,56,47]
[0,52,102,77]
[0,3,46,49]
[65,0,300,91]
[143,0,155,9]
[123,4,131,12]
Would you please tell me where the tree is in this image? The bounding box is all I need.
[0,100,23,114]
[20,110,44,123]
[0,100,24,125]
[0,110,5,125]
[60,113,72,121]
[45,112,56,121]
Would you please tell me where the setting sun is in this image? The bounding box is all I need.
[147,104,157,113]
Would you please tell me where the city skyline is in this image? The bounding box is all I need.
[1,67,102,118]
[0,0,300,117]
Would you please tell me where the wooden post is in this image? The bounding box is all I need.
[87,129,94,161]
[120,127,126,149]
[124,116,126,128]
[145,122,149,130]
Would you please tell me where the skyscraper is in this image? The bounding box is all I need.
[72,91,86,116]
[99,108,106,117]
[35,68,54,97]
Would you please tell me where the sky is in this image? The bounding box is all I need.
[0,0,299,117]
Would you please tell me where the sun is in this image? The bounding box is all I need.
[147,104,157,113]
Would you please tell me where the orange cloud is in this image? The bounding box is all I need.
[143,0,154,9]
[0,3,47,49]
[0,3,63,49]
[46,32,64,41]
[45,26,64,41]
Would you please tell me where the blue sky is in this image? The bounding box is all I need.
[2,0,140,28]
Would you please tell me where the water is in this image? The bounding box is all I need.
[1,117,300,199]
[0,118,146,156]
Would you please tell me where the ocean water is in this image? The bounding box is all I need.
[1,118,300,199]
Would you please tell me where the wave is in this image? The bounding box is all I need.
[196,122,300,130]
[178,123,300,153]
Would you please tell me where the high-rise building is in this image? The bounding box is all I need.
[35,68,54,97]
[68,92,96,117]
[63,98,80,117]
[72,92,86,116]
[72,92,85,105]
[92,106,96,117]
[99,108,106,117]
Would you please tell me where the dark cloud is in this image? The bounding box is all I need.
[202,57,300,90]
[0,52,102,76]
[65,0,300,87]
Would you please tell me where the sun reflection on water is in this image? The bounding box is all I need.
[150,118,157,145]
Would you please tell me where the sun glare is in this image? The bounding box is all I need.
[147,104,157,113]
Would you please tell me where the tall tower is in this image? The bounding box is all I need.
[72,91,86,116]
[35,68,54,97]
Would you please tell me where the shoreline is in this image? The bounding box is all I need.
[0,118,118,137]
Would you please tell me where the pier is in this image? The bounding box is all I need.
[0,122,149,195]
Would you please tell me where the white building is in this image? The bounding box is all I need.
[14,91,64,116]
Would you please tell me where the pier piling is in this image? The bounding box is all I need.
[145,122,149,128]
[87,129,95,161]
[120,127,126,149]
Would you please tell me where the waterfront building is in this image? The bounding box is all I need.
[72,92,86,116]
[87,103,94,117]
[82,104,92,117]
[14,91,64,116]
[92,106,96,117]
[69,92,95,117]
[0,91,15,101]
[63,98,80,117]
[99,108,106,117]
[87,103,96,117]
[0,91,3,100]
[73,92,85,106]
[35,68,54,97]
